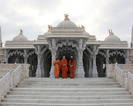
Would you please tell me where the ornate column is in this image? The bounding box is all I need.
[41,57,45,77]
[24,50,27,64]
[92,45,98,77]
[76,39,85,77]
[36,45,42,77]
[125,50,129,64]
[50,39,57,77]
[106,50,109,64]
[89,58,92,77]
[4,49,8,63]
[105,50,110,75]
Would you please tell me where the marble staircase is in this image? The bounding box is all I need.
[1,78,133,106]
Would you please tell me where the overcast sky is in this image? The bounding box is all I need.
[0,0,133,45]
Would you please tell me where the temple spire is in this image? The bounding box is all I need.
[131,26,133,48]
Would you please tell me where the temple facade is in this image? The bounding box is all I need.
[0,15,133,78]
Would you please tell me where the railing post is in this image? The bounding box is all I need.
[10,70,13,90]
[0,84,1,101]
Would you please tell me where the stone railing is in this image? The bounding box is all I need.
[0,64,29,101]
[107,64,133,95]
[0,64,19,78]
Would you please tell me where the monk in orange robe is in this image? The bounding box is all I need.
[60,56,68,78]
[53,56,60,78]
[69,56,75,78]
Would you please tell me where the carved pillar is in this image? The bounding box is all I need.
[105,50,109,75]
[36,45,42,77]
[92,45,98,77]
[76,39,85,78]
[24,50,27,64]
[4,49,8,63]
[41,57,45,77]
[89,58,92,77]
[106,50,109,64]
[50,39,56,77]
[125,50,129,64]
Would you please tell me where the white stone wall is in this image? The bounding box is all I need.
[0,64,30,101]
[107,64,133,95]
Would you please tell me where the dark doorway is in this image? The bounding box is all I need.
[57,46,77,77]
[8,50,24,63]
[27,51,37,77]
[42,49,52,77]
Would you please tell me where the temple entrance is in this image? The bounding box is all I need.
[42,49,52,77]
[27,51,37,77]
[57,45,78,77]
[96,54,106,77]
[83,49,91,77]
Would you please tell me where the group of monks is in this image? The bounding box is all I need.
[53,56,75,79]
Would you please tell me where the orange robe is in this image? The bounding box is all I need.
[69,60,75,78]
[60,59,68,78]
[53,60,60,78]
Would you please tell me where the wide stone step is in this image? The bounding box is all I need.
[22,78,116,81]
[9,91,130,96]
[6,95,133,99]
[3,99,133,104]
[17,84,120,88]
[13,88,126,92]
[23,78,115,81]
[1,102,133,106]
[19,82,118,85]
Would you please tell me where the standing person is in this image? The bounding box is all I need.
[60,56,68,79]
[69,56,75,78]
[53,56,60,78]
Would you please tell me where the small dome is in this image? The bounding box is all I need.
[12,29,28,42]
[57,15,77,28]
[104,32,121,42]
[43,30,51,36]
[84,31,90,36]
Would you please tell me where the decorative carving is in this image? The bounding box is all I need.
[79,39,83,49]
[27,50,35,58]
[81,25,85,30]
[52,39,56,48]
[56,40,78,51]
[20,29,23,34]
[64,14,69,18]
[48,25,52,30]
[8,50,24,57]
[98,51,106,58]
[109,50,125,57]
[108,29,114,35]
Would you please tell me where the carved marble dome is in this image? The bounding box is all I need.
[43,30,51,36]
[104,31,121,42]
[57,14,77,28]
[84,31,90,36]
[12,29,28,42]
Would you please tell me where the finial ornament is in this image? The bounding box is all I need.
[64,14,69,19]
[111,29,112,33]
[108,29,114,35]
[20,29,23,34]
[108,29,110,34]
[48,25,52,30]
[81,25,85,30]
